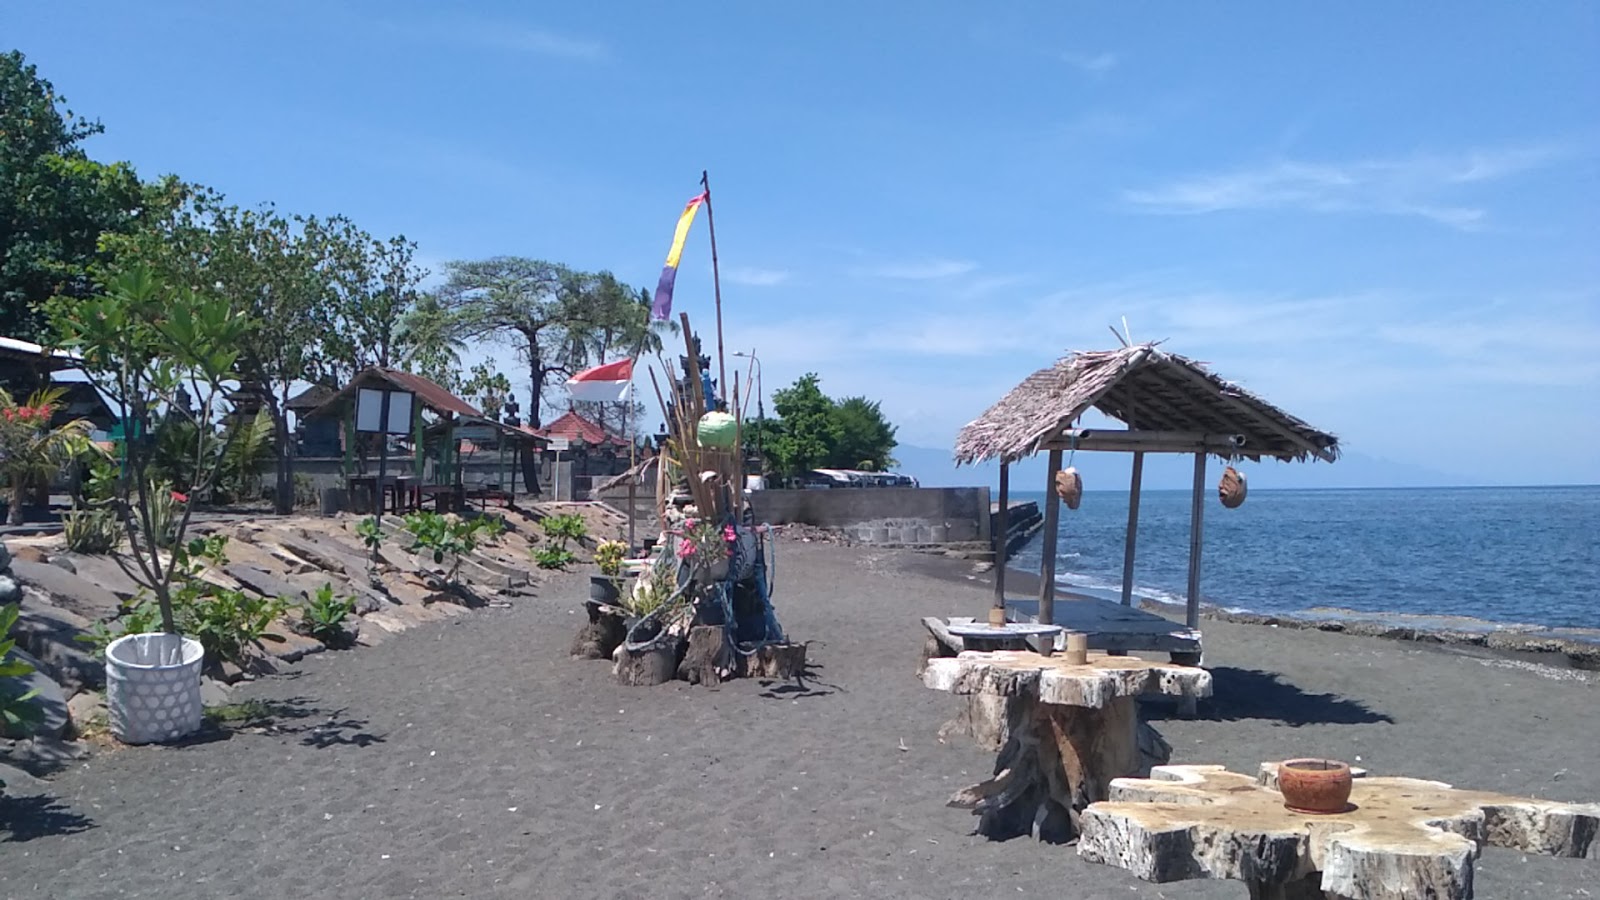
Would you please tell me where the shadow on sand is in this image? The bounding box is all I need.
[1146,667,1395,726]
[758,660,840,700]
[0,794,95,842]
[202,697,387,748]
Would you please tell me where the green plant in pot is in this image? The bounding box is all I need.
[590,539,628,603]
[47,266,253,744]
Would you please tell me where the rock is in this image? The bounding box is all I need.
[0,758,46,794]
[7,559,123,621]
[12,590,103,694]
[223,564,311,603]
[199,677,231,707]
[0,649,69,739]
[48,556,77,575]
[3,735,89,775]
[8,544,49,566]
[66,691,106,737]
[0,540,10,571]
[259,623,327,662]
[53,553,146,601]
[0,574,19,605]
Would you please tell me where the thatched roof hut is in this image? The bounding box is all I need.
[955,344,1338,466]
[958,343,1339,656]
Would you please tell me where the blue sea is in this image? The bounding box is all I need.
[1007,486,1600,632]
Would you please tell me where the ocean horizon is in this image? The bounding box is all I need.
[1004,484,1599,633]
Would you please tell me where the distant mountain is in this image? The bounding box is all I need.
[891,443,1484,491]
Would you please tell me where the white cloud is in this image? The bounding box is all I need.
[385,16,608,62]
[1062,51,1118,76]
[855,258,978,280]
[724,266,790,287]
[1123,146,1566,230]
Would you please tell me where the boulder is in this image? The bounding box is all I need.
[0,540,10,571]
[0,574,18,605]
[223,564,311,603]
[8,544,49,566]
[52,553,146,601]
[259,622,327,662]
[12,590,103,694]
[66,690,106,737]
[7,559,122,621]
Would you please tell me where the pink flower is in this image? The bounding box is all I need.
[723,525,736,542]
[675,539,696,560]
[683,518,697,529]
[170,490,189,503]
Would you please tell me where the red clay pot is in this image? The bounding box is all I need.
[1278,758,1353,814]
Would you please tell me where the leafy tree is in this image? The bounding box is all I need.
[460,362,512,420]
[397,292,465,389]
[0,50,145,342]
[763,374,841,478]
[312,220,430,381]
[440,258,655,429]
[827,396,898,471]
[47,267,252,633]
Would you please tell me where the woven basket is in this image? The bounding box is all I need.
[1055,467,1083,510]
[1218,465,1247,509]
[106,633,204,745]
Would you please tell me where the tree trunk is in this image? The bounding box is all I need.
[7,481,23,525]
[526,344,545,430]
[272,406,294,514]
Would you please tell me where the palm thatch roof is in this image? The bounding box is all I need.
[954,344,1339,465]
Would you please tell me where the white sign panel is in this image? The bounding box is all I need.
[356,387,416,435]
[355,388,385,433]
[386,391,413,435]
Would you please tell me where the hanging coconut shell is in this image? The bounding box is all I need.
[1054,467,1083,510]
[1218,465,1247,509]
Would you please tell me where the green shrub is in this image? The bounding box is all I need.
[540,513,588,545]
[532,545,576,570]
[401,511,499,584]
[299,583,356,646]
[594,540,627,576]
[356,515,384,552]
[1,603,43,737]
[63,506,121,554]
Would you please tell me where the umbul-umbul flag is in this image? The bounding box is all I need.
[565,358,634,403]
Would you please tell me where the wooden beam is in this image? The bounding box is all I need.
[992,462,1009,625]
[1037,448,1063,626]
[1159,360,1337,462]
[1121,451,1144,607]
[1186,452,1206,630]
[1041,429,1245,455]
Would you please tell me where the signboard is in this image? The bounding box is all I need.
[355,387,415,435]
[546,436,571,451]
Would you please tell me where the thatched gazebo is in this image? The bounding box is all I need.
[955,343,1338,650]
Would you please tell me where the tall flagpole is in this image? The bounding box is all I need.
[700,169,727,408]
[625,378,637,552]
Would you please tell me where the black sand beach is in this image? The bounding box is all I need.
[3,539,1597,899]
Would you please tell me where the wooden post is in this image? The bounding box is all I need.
[1038,449,1063,626]
[992,462,1010,626]
[1186,452,1206,629]
[1121,451,1145,607]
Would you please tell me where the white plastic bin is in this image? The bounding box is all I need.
[106,633,204,744]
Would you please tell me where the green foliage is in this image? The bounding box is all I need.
[593,540,628,577]
[531,545,577,570]
[826,396,898,472]
[356,516,384,552]
[753,374,899,477]
[540,513,588,544]
[216,409,275,504]
[47,265,250,633]
[298,583,356,646]
[76,535,285,666]
[1,603,44,737]
[0,50,147,342]
[400,511,499,583]
[0,385,99,525]
[202,699,275,725]
[63,506,120,554]
[625,564,678,617]
[293,473,319,509]
[460,362,513,421]
[763,373,842,477]
[145,480,181,549]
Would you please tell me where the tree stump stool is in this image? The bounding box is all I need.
[1079,764,1600,900]
[922,650,1212,843]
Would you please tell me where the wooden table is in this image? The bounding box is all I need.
[922,650,1212,842]
[1079,763,1600,900]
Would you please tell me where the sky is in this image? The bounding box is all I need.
[7,1,1599,487]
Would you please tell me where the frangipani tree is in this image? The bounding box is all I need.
[46,267,251,633]
[0,386,97,525]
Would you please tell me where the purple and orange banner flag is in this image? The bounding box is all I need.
[651,191,707,321]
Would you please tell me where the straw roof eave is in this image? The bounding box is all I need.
[953,345,1339,466]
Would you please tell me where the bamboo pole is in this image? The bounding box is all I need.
[1186,452,1206,629]
[701,169,727,407]
[1037,448,1063,626]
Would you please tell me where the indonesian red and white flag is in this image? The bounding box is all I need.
[565,358,634,403]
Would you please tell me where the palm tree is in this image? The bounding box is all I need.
[0,386,97,525]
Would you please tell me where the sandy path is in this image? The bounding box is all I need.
[2,541,1597,899]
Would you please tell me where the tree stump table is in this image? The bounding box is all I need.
[1079,763,1600,900]
[922,650,1212,842]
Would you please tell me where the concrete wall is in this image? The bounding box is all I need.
[749,487,991,544]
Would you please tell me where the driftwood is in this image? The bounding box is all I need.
[614,636,683,686]
[571,601,628,661]
[737,641,807,679]
[1080,764,1600,900]
[677,625,734,685]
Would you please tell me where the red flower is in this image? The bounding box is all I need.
[170,490,189,503]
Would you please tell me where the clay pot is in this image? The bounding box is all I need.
[1277,758,1353,814]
